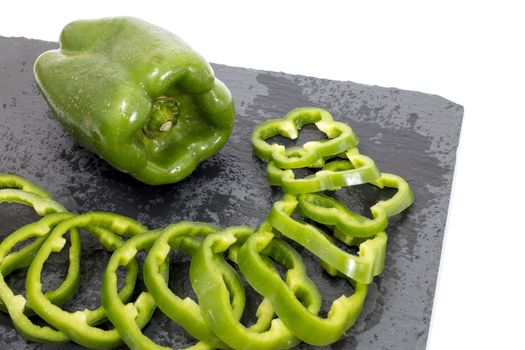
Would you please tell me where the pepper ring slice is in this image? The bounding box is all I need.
[252,107,359,169]
[297,172,414,239]
[104,229,211,350]
[267,149,381,193]
[237,224,367,346]
[191,225,316,350]
[0,173,52,199]
[0,213,78,343]
[143,222,245,349]
[25,212,149,349]
[268,194,387,284]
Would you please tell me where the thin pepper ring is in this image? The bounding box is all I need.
[105,224,226,350]
[0,213,76,343]
[268,194,388,284]
[297,172,415,240]
[237,224,368,346]
[0,187,71,315]
[0,187,128,322]
[252,107,359,169]
[0,187,65,282]
[0,185,131,320]
[191,224,313,350]
[143,222,246,349]
[25,212,149,349]
[267,149,381,193]
[0,188,65,216]
[0,173,52,199]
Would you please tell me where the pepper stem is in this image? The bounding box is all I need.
[145,96,179,136]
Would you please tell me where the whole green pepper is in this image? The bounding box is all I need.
[34,17,235,185]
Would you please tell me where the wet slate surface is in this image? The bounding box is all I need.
[0,36,463,350]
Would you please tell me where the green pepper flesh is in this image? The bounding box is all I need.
[34,17,235,185]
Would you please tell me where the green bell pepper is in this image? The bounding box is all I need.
[34,17,235,185]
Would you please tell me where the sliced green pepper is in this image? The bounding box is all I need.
[252,107,359,169]
[268,194,387,283]
[0,213,76,343]
[25,212,150,349]
[0,189,65,216]
[368,172,415,217]
[267,149,381,193]
[237,224,367,346]
[143,222,245,350]
[191,225,317,350]
[297,172,414,239]
[0,173,51,198]
[0,185,64,281]
[34,17,235,185]
[0,187,70,315]
[0,184,135,323]
[102,230,202,350]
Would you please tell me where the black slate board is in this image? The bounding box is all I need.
[0,36,463,350]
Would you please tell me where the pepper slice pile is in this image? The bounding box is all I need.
[0,107,413,349]
[248,107,414,346]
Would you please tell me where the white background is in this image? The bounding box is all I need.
[1,1,524,348]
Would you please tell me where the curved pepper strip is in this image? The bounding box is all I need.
[191,225,318,350]
[0,234,47,278]
[0,187,131,320]
[0,189,66,216]
[26,212,150,349]
[0,188,68,314]
[267,150,381,194]
[0,187,64,279]
[102,229,208,350]
[252,107,359,169]
[0,227,81,313]
[297,172,414,239]
[237,225,368,346]
[0,173,51,199]
[268,194,387,284]
[369,172,415,217]
[0,213,77,343]
[143,222,246,350]
[0,190,81,317]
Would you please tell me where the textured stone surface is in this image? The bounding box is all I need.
[0,36,463,350]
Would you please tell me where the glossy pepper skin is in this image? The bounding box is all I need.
[34,17,235,185]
